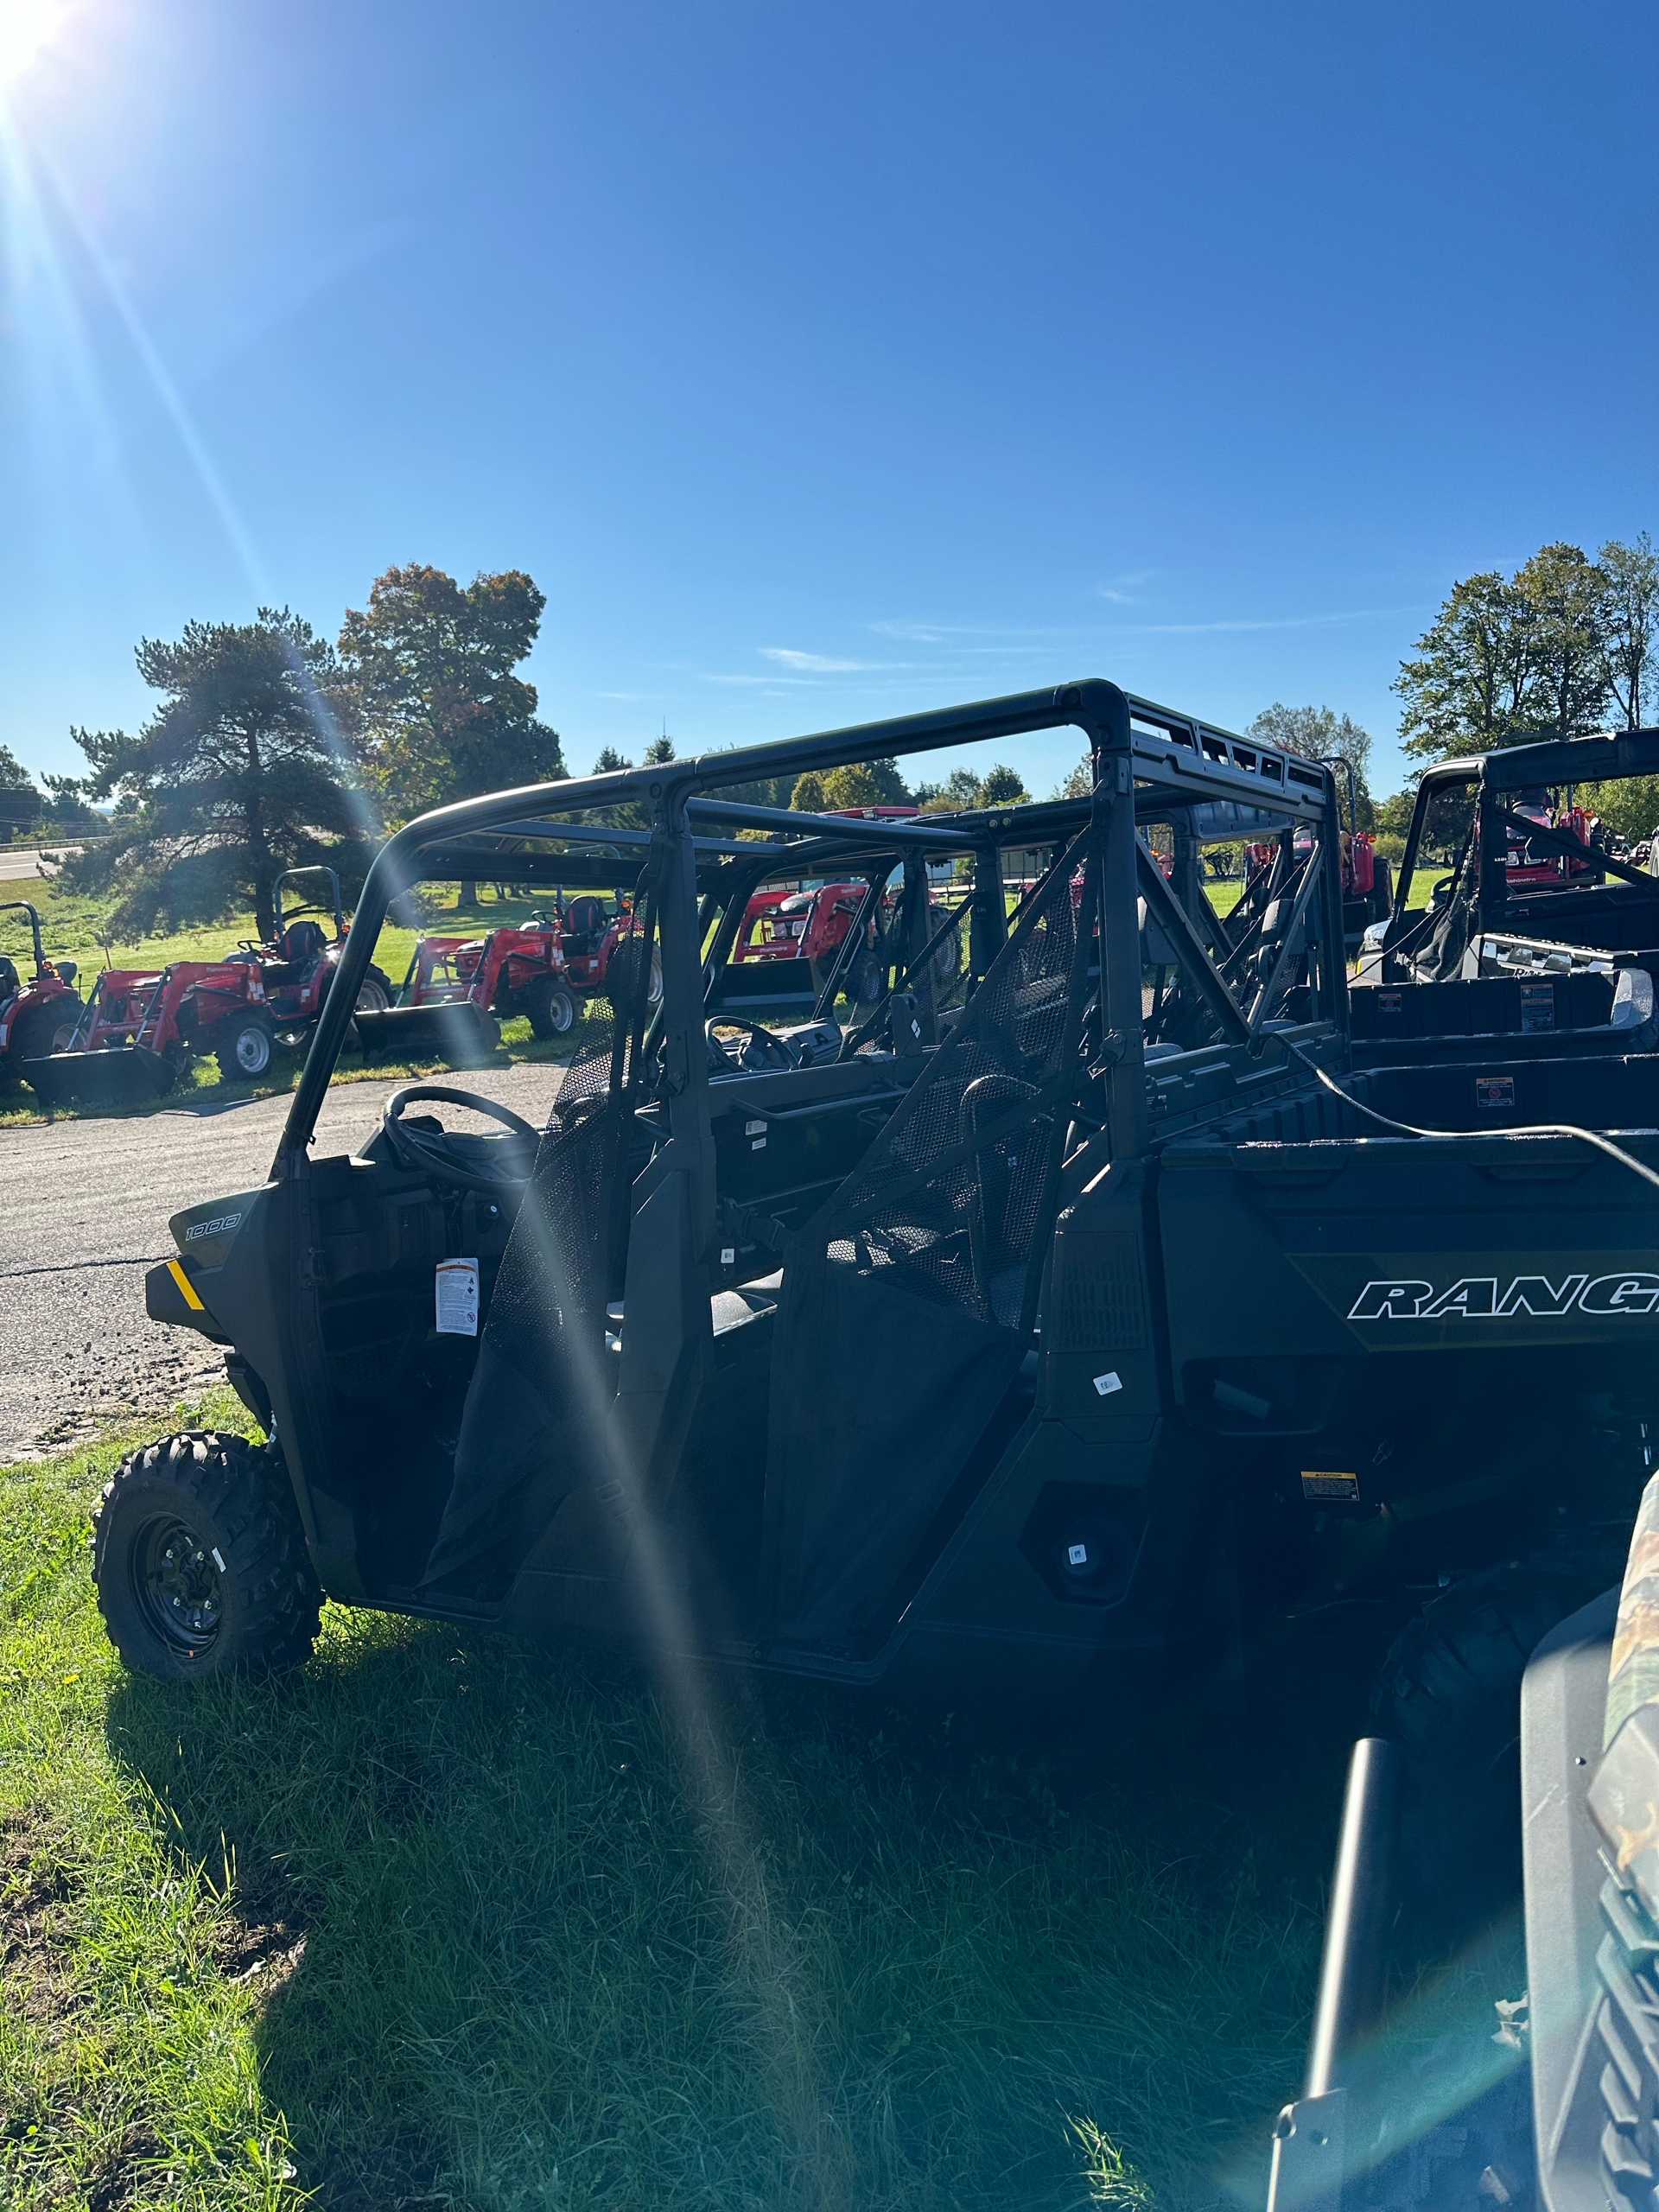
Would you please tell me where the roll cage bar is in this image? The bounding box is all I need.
[273,866,346,940]
[1384,727,1659,957]
[276,680,1344,1178]
[0,901,49,979]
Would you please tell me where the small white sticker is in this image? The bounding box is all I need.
[435,1258,480,1336]
[211,1548,226,1573]
[751,1137,766,1150]
[1067,1543,1089,1567]
[911,1017,921,1037]
[746,1120,766,1136]
[720,1247,735,1266]
[1093,1371,1122,1396]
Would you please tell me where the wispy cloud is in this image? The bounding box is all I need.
[869,619,1064,644]
[1096,569,1153,605]
[1108,607,1410,635]
[702,671,818,688]
[869,620,959,643]
[874,603,1414,643]
[759,647,875,671]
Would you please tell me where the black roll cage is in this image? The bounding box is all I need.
[0,900,49,979]
[275,680,1346,1185]
[1384,727,1659,960]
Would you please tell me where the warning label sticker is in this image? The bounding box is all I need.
[435,1258,480,1337]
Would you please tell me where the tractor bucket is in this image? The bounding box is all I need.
[22,1045,175,1110]
[353,1002,502,1065]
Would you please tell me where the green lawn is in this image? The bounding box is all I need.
[0,1393,1342,2212]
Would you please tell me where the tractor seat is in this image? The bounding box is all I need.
[279,920,328,965]
[563,897,608,955]
[0,956,18,1001]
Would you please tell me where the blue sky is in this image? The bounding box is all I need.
[2,0,1655,803]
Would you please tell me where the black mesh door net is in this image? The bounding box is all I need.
[418,893,658,1600]
[761,826,1102,1656]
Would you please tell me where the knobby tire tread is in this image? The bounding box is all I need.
[92,1429,321,1678]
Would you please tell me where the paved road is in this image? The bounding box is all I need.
[0,1062,558,1461]
[0,847,79,881]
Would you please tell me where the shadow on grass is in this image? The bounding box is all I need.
[98,1606,1382,2212]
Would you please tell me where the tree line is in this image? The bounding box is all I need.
[9,556,1048,944]
[20,534,1652,944]
[31,564,566,941]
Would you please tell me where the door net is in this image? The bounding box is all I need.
[419,893,659,1599]
[762,829,1100,1655]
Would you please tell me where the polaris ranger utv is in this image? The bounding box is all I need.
[96,683,1659,1751]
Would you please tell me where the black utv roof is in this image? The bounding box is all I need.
[279,678,1340,1172]
[1411,726,1659,798]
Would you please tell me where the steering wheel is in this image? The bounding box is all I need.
[381,1083,540,1189]
[705,1017,799,1074]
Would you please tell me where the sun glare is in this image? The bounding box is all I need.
[0,0,65,87]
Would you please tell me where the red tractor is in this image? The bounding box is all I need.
[733,880,869,968]
[215,867,393,1071]
[22,868,392,1109]
[0,901,83,1088]
[361,913,576,1061]
[556,892,662,1007]
[1505,794,1599,889]
[733,873,962,996]
[30,957,278,1107]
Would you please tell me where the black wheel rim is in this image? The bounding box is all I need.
[132,1515,224,1653]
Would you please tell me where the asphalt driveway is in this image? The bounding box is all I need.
[0,1062,557,1460]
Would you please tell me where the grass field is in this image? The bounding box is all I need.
[0,1390,1355,2212]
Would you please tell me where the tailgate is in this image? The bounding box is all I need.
[1159,1131,1659,1402]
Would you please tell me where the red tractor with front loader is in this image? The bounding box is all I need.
[357,913,577,1062]
[0,902,83,1088]
[22,868,392,1109]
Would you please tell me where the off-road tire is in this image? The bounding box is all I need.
[4,995,84,1084]
[524,976,576,1039]
[358,967,393,1014]
[92,1431,321,1682]
[1370,1560,1602,1919]
[216,1012,275,1084]
[344,967,392,1054]
[601,940,663,1014]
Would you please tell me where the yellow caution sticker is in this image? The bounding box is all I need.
[1301,1471,1359,1502]
[167,1258,206,1313]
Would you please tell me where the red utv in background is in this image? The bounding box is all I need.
[0,901,82,1087]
